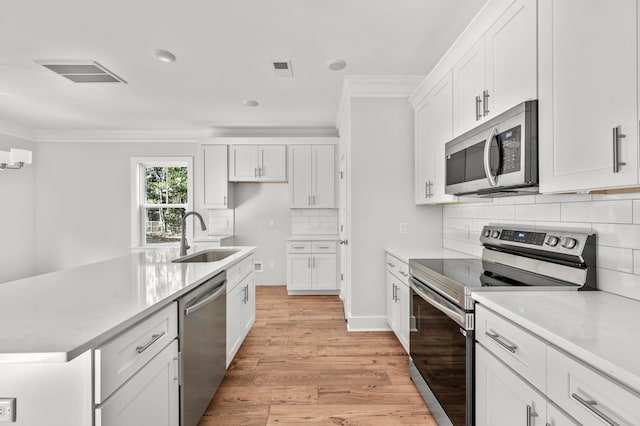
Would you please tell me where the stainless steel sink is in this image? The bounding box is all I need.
[172,249,239,263]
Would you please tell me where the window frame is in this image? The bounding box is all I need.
[131,156,194,248]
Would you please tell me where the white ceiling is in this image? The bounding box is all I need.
[0,0,485,133]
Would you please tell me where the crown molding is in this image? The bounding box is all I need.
[0,119,37,141]
[335,75,424,129]
[34,129,212,143]
[209,126,338,137]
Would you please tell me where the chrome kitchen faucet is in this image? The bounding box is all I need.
[180,211,207,256]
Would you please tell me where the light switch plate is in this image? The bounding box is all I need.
[0,398,16,422]
[399,223,408,235]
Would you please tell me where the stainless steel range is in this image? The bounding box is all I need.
[408,225,596,426]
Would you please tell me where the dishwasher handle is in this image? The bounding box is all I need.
[185,283,226,316]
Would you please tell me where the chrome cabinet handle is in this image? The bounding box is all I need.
[482,90,490,117]
[258,167,262,177]
[526,405,538,426]
[254,168,258,177]
[245,284,249,303]
[312,257,316,268]
[483,127,499,187]
[136,331,166,354]
[387,262,395,267]
[312,195,316,205]
[399,271,409,277]
[308,195,312,206]
[571,393,620,426]
[223,195,227,205]
[613,126,626,173]
[475,95,482,121]
[485,331,517,353]
[185,284,226,316]
[318,246,330,249]
[293,246,305,249]
[308,257,311,268]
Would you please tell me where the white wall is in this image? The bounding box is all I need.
[346,97,443,328]
[35,142,198,274]
[443,193,640,301]
[232,183,289,285]
[0,134,37,283]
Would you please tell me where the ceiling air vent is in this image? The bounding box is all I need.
[35,60,127,83]
[272,60,293,77]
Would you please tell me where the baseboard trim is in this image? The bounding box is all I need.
[346,315,391,332]
[287,290,340,295]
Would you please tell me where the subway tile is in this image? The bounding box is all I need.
[597,268,640,301]
[535,193,592,203]
[443,218,471,230]
[535,222,592,233]
[591,223,640,250]
[597,246,633,274]
[443,238,455,250]
[561,200,632,224]
[471,219,491,232]
[592,192,640,201]
[515,203,561,221]
[443,206,465,218]
[484,205,516,220]
[448,240,478,257]
[634,251,640,275]
[493,195,537,205]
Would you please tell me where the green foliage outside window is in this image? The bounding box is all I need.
[144,166,188,244]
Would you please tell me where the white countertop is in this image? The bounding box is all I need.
[472,291,640,393]
[193,235,233,243]
[384,246,475,263]
[0,246,255,364]
[287,235,340,241]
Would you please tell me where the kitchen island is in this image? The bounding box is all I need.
[0,246,255,426]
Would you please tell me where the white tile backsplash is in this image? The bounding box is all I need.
[207,209,234,235]
[291,209,338,235]
[442,191,640,301]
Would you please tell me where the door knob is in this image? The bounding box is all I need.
[339,240,349,245]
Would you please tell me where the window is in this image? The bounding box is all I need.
[132,157,194,246]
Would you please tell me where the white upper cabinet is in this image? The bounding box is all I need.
[453,0,537,136]
[201,145,232,209]
[288,145,335,208]
[229,145,287,182]
[538,0,639,193]
[413,71,457,205]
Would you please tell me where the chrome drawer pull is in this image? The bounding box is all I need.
[318,246,330,249]
[485,331,517,353]
[136,331,166,354]
[387,262,395,267]
[571,393,620,426]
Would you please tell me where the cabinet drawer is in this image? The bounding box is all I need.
[386,254,409,284]
[95,302,178,404]
[548,346,640,426]
[312,241,337,253]
[227,255,254,289]
[476,305,547,392]
[287,242,311,253]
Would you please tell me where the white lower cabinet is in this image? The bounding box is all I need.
[95,339,179,426]
[286,241,338,293]
[476,344,547,426]
[226,255,256,367]
[476,304,640,426]
[384,252,410,353]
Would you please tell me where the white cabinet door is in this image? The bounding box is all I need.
[485,0,537,118]
[312,253,337,290]
[539,0,638,192]
[414,96,434,205]
[289,145,312,207]
[226,282,245,366]
[312,145,335,208]
[476,344,547,426]
[431,72,457,204]
[453,39,486,135]
[229,145,259,181]
[202,145,231,208]
[396,282,410,353]
[96,340,179,426]
[241,272,256,335]
[386,272,396,332]
[259,145,287,181]
[287,254,312,290]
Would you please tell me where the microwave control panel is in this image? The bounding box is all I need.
[499,125,521,174]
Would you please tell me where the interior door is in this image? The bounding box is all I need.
[338,144,349,318]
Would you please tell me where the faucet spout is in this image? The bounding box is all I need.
[180,211,207,256]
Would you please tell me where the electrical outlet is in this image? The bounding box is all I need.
[399,222,408,235]
[0,398,16,422]
[254,262,264,272]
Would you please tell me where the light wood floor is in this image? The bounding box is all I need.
[198,286,437,425]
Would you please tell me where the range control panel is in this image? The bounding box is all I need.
[480,225,592,255]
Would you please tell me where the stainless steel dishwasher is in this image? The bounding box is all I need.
[178,271,227,426]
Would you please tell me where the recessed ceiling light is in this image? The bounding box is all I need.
[327,59,347,71]
[154,49,177,63]
[244,99,259,107]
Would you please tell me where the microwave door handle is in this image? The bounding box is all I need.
[483,127,499,186]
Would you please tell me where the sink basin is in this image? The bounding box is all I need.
[172,249,239,263]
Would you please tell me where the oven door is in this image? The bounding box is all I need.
[409,278,473,426]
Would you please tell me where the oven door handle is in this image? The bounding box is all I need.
[410,278,466,328]
[483,127,499,187]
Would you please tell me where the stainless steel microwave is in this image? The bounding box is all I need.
[445,100,538,197]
